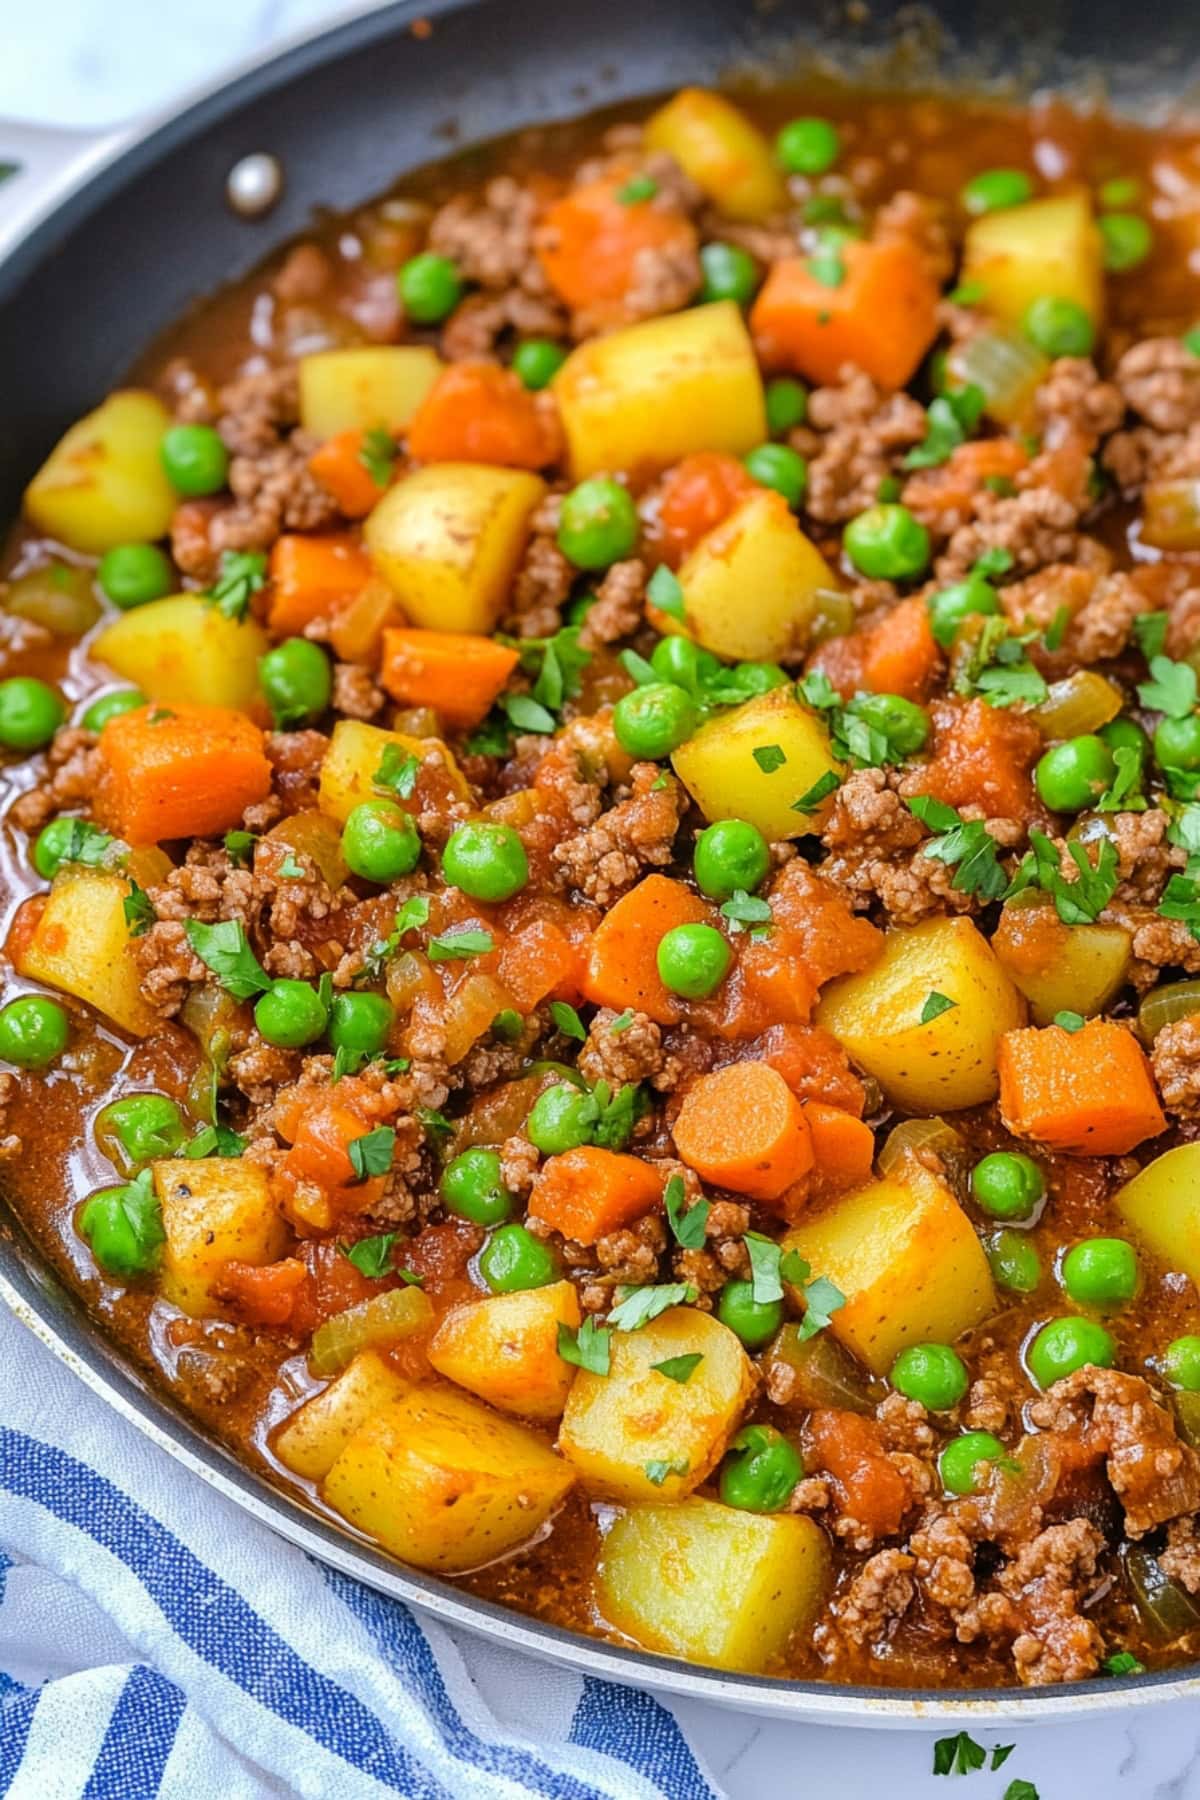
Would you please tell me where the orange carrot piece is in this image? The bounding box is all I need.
[268,533,373,636]
[902,437,1029,521]
[536,174,699,326]
[581,874,714,1025]
[407,361,559,470]
[750,240,940,389]
[497,916,583,1010]
[672,1061,814,1200]
[379,628,519,730]
[997,1020,1166,1156]
[274,1098,387,1224]
[215,1257,307,1328]
[803,1102,876,1199]
[528,1146,666,1245]
[920,695,1042,821]
[861,596,943,702]
[655,451,756,564]
[308,430,388,519]
[804,1410,910,1537]
[94,703,271,844]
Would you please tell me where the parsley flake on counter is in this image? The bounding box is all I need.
[932,1731,987,1776]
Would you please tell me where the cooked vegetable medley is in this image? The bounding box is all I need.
[9,79,1200,1690]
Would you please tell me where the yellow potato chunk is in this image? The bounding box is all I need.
[154,1157,288,1319]
[782,1158,995,1374]
[598,1498,829,1671]
[23,390,176,554]
[322,1386,574,1572]
[275,1350,409,1481]
[428,1280,580,1421]
[643,89,786,222]
[364,462,545,634]
[671,686,841,841]
[816,915,1024,1112]
[15,867,160,1037]
[298,346,443,439]
[558,1306,753,1501]
[674,490,835,662]
[317,718,470,824]
[93,595,269,714]
[553,302,766,481]
[1116,1145,1200,1282]
[962,191,1104,334]
[994,904,1131,1027]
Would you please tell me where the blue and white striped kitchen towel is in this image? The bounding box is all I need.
[0,1302,722,1800]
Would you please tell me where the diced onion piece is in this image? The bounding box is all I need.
[764,1324,882,1414]
[5,564,101,637]
[1137,979,1200,1046]
[947,328,1048,428]
[1174,1391,1200,1451]
[1033,670,1123,739]
[310,1285,432,1378]
[808,586,856,645]
[877,1114,965,1176]
[1142,479,1200,553]
[1126,1544,1200,1643]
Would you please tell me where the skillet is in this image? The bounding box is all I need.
[2,0,1200,1724]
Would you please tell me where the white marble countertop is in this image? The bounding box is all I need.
[5,5,1200,1794]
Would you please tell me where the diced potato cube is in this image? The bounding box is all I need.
[598,1497,829,1671]
[961,191,1104,334]
[558,1306,753,1501]
[322,1385,574,1572]
[428,1280,580,1421]
[553,302,766,481]
[298,346,443,439]
[317,718,470,824]
[1116,1145,1200,1282]
[364,462,545,634]
[93,595,269,714]
[643,89,786,222]
[993,902,1131,1027]
[671,686,841,841]
[274,1350,410,1481]
[816,916,1024,1112]
[23,390,176,554]
[675,490,835,662]
[154,1157,288,1319]
[782,1158,995,1374]
[15,867,160,1037]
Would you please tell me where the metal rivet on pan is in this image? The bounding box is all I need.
[226,152,284,218]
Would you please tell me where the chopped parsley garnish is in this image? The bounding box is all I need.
[1096,743,1146,812]
[1003,1783,1039,1800]
[1054,1010,1086,1032]
[359,427,398,487]
[278,853,305,880]
[972,546,1015,581]
[1042,604,1070,652]
[416,1106,454,1140]
[932,1731,987,1776]
[224,829,257,866]
[665,1174,709,1249]
[608,1281,697,1332]
[792,769,841,814]
[619,648,658,686]
[183,918,270,998]
[1138,653,1197,719]
[557,1316,611,1375]
[902,385,985,471]
[1101,1649,1146,1676]
[644,1457,689,1485]
[1133,610,1169,659]
[205,549,267,622]
[906,795,1009,901]
[806,238,846,287]
[501,692,557,734]
[341,1231,398,1278]
[491,1008,524,1042]
[616,174,658,204]
[123,881,156,938]
[799,671,926,768]
[752,743,787,773]
[550,1001,586,1041]
[647,565,686,621]
[946,279,986,306]
[348,1126,395,1182]
[373,743,420,799]
[920,991,957,1024]
[185,1123,246,1158]
[955,616,1047,709]
[56,820,122,869]
[588,1080,649,1153]
[465,713,513,757]
[609,1009,635,1034]
[1008,829,1119,925]
[720,889,772,932]
[651,1353,703,1384]
[427,927,495,962]
[503,624,592,719]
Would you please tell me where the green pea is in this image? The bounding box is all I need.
[512,338,568,390]
[1154,714,1200,775]
[890,1342,969,1411]
[479,1222,558,1293]
[441,820,528,903]
[1023,296,1096,359]
[719,1424,803,1512]
[776,116,841,175]
[1098,177,1141,209]
[1162,1335,1200,1392]
[441,1147,514,1227]
[259,637,332,728]
[328,990,394,1057]
[526,1083,596,1155]
[563,592,597,627]
[650,635,720,694]
[97,544,173,609]
[657,922,731,999]
[846,691,929,756]
[33,817,80,880]
[699,240,760,306]
[81,689,145,733]
[0,677,65,751]
[693,818,770,900]
[960,168,1033,215]
[1100,212,1153,273]
[1099,715,1150,763]
[743,442,807,509]
[160,423,229,496]
[717,1278,783,1350]
[1027,1315,1116,1389]
[98,1093,186,1165]
[341,800,422,883]
[612,682,698,760]
[1060,1237,1138,1308]
[78,1180,165,1278]
[926,575,1000,649]
[765,377,807,436]
[1035,734,1117,812]
[724,660,788,695]
[986,1229,1042,1294]
[397,252,463,324]
[939,1430,1009,1496]
[843,504,931,581]
[0,995,69,1068]
[557,478,639,570]
[971,1151,1045,1221]
[254,979,328,1049]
